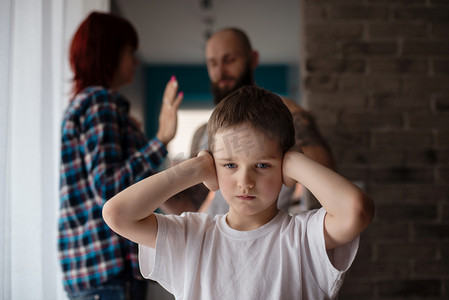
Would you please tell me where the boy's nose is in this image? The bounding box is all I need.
[237,172,254,192]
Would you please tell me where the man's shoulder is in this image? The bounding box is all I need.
[279,96,311,116]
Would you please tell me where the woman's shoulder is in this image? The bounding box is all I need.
[70,86,127,113]
[73,86,113,104]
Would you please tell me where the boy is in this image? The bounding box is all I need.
[103,86,374,299]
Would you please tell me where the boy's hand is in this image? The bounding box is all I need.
[197,150,219,191]
[282,150,298,187]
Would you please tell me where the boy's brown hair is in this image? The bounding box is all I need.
[207,86,295,154]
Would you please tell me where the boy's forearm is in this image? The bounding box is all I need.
[104,155,209,226]
[283,152,373,228]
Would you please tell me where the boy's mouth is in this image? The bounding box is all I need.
[237,195,255,200]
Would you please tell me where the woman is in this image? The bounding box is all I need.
[58,12,182,300]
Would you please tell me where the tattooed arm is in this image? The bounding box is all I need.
[281,97,335,170]
[281,97,336,210]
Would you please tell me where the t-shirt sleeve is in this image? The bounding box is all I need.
[138,213,210,296]
[304,208,359,298]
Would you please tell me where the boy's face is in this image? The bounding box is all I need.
[212,125,283,223]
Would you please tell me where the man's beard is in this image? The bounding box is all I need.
[211,64,254,105]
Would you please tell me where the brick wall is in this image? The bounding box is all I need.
[298,0,449,299]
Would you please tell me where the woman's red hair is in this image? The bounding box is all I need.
[69,12,138,96]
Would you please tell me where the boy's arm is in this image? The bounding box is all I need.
[159,124,210,214]
[103,151,218,248]
[282,151,374,250]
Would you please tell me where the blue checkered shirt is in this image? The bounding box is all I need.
[58,86,167,292]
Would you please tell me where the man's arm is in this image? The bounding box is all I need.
[103,153,218,248]
[281,97,335,170]
[281,98,336,210]
[283,151,374,250]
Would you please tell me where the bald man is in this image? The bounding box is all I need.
[162,28,334,215]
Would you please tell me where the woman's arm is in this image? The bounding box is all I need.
[79,79,182,205]
[282,151,374,250]
[103,151,218,248]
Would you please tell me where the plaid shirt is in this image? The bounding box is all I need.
[58,86,167,292]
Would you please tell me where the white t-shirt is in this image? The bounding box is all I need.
[139,208,359,300]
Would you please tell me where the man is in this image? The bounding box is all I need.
[162,28,334,215]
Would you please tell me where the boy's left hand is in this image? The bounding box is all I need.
[282,150,298,187]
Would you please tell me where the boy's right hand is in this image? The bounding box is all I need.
[197,150,219,191]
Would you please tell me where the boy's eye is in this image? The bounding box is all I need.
[256,163,269,169]
[224,163,237,169]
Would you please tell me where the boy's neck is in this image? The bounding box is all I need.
[225,206,279,231]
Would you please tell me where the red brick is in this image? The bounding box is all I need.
[372,131,433,149]
[340,76,401,93]
[431,24,449,37]
[439,131,449,146]
[407,149,443,164]
[394,7,449,21]
[403,185,449,201]
[414,223,449,241]
[339,280,375,300]
[330,6,389,20]
[306,58,365,73]
[303,3,327,21]
[369,150,406,164]
[403,77,449,92]
[376,204,438,222]
[409,113,449,129]
[377,242,438,261]
[369,185,449,204]
[338,166,369,181]
[309,92,366,109]
[368,58,428,74]
[306,23,363,40]
[415,260,449,277]
[350,261,410,278]
[304,74,338,91]
[342,41,397,56]
[310,109,339,126]
[363,221,410,240]
[339,112,403,128]
[433,60,449,75]
[370,93,431,112]
[379,280,441,297]
[403,42,449,56]
[441,242,449,258]
[336,149,405,165]
[443,206,449,223]
[435,94,449,112]
[306,40,338,56]
[368,23,428,38]
[439,167,449,183]
[367,0,426,3]
[324,129,371,148]
[371,166,434,184]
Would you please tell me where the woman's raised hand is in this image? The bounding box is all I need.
[156,76,183,146]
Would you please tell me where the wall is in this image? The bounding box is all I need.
[299,0,449,299]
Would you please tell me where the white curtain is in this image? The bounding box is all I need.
[0,1,109,299]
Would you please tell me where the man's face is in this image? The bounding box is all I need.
[206,31,254,105]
